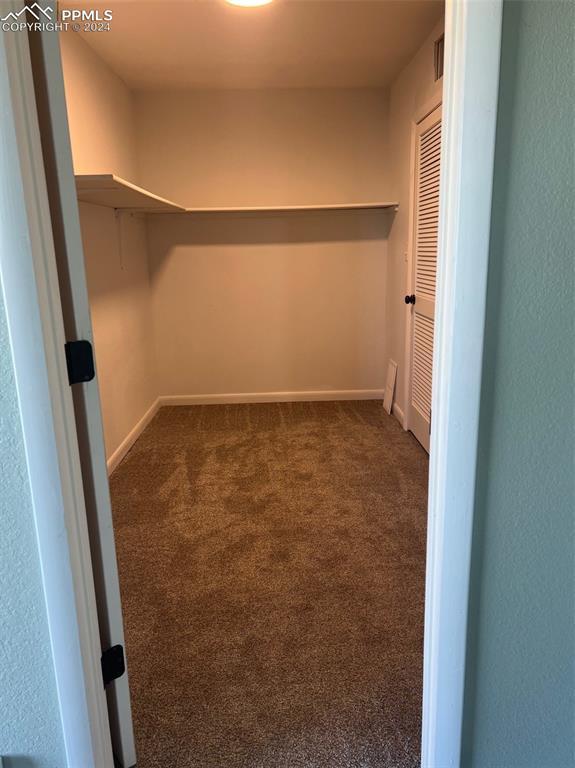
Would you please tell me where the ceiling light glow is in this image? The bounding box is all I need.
[226,0,274,7]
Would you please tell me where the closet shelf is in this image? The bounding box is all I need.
[75,174,398,214]
[75,174,186,212]
[185,202,399,214]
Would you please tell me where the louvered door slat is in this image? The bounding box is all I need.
[415,114,441,303]
[408,104,442,452]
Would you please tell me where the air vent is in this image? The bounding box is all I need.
[434,35,444,81]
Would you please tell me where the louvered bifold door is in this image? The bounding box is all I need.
[408,105,442,452]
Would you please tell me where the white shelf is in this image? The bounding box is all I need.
[75,174,398,214]
[186,202,398,214]
[75,174,186,212]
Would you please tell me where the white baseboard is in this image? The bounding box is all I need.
[106,398,160,475]
[159,389,384,407]
[392,401,407,429]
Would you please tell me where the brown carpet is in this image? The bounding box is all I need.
[109,401,429,768]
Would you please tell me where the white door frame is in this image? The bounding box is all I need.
[1,0,503,765]
[422,1,503,765]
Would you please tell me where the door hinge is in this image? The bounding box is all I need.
[65,340,95,385]
[101,644,125,687]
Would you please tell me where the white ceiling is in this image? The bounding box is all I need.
[64,0,444,90]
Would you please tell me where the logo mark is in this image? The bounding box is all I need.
[1,3,53,22]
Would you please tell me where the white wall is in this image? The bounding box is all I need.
[79,202,157,460]
[147,211,391,398]
[386,21,444,418]
[60,30,139,181]
[135,88,390,208]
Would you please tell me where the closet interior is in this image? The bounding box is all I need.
[58,1,444,765]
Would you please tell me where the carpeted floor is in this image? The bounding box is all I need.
[109,401,429,768]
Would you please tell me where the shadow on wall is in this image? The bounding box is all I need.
[148,208,395,247]
[2,758,40,768]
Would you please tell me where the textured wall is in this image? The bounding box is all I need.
[463,2,575,766]
[0,288,66,766]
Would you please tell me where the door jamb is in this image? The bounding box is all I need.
[421,1,503,765]
[1,0,503,765]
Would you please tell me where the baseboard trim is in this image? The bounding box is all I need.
[159,389,384,407]
[106,398,160,475]
[392,402,407,429]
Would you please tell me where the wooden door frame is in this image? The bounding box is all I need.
[403,89,443,439]
[1,0,503,766]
